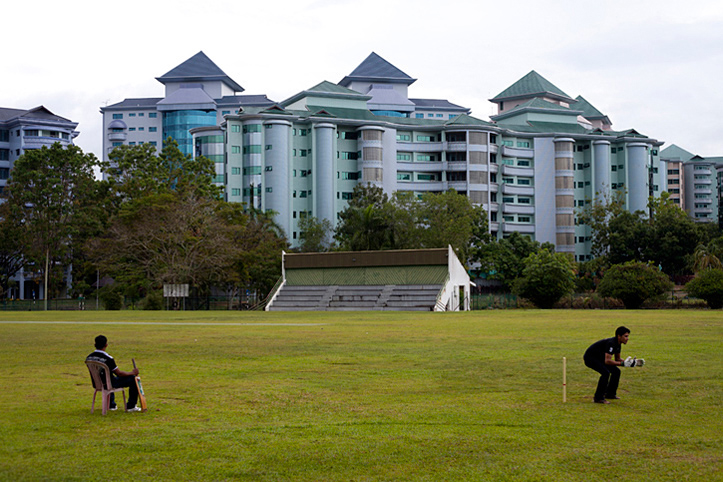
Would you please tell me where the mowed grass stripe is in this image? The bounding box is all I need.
[0,310,720,481]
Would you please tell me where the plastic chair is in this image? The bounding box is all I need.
[85,360,126,415]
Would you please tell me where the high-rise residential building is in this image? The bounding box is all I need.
[99,51,274,164]
[106,51,671,261]
[0,106,78,196]
[661,144,723,226]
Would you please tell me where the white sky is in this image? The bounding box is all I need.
[4,0,723,159]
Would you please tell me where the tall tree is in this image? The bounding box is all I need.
[334,184,392,251]
[104,137,221,203]
[513,249,576,308]
[88,193,242,297]
[297,216,334,252]
[4,143,105,302]
[0,202,26,298]
[643,193,700,276]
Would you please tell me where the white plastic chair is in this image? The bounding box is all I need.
[85,360,126,415]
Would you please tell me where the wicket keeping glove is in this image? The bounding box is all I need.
[623,356,637,367]
[635,358,645,367]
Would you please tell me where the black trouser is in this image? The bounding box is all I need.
[584,357,620,401]
[110,374,139,409]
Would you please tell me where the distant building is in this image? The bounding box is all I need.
[106,51,668,261]
[99,51,274,166]
[0,106,78,196]
[661,144,723,226]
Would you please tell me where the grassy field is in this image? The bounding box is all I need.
[0,310,721,481]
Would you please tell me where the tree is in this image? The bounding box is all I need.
[104,138,221,203]
[0,202,26,298]
[334,184,392,251]
[474,232,552,290]
[692,244,723,273]
[685,269,723,309]
[297,216,333,252]
[597,261,673,309]
[4,143,105,303]
[512,249,576,308]
[417,189,488,263]
[88,193,241,298]
[643,193,699,276]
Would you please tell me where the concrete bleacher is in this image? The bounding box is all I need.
[268,284,443,311]
[265,247,470,312]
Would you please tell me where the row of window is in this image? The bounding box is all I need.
[112,113,158,119]
[489,212,533,224]
[126,127,157,132]
[500,140,531,148]
[112,141,158,147]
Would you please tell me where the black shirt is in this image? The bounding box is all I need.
[584,337,621,361]
[86,350,118,387]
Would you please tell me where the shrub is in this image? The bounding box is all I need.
[141,290,164,310]
[513,249,575,308]
[597,261,673,309]
[99,286,123,310]
[685,269,723,309]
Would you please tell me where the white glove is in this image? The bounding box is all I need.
[623,356,636,367]
[635,358,645,367]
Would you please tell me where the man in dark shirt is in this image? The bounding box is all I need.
[583,326,630,404]
[86,335,141,412]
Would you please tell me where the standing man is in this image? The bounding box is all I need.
[86,335,141,412]
[583,326,632,404]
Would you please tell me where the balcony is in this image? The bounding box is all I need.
[501,184,534,196]
[501,164,534,177]
[501,146,534,159]
[108,131,127,141]
[501,204,535,215]
[443,141,467,152]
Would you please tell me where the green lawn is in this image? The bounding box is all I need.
[0,310,721,481]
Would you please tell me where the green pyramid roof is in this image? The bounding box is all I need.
[491,71,573,103]
[660,144,696,162]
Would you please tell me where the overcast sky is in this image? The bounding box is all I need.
[4,0,723,160]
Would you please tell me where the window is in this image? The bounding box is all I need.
[265,166,273,171]
[299,149,308,157]
[416,154,437,162]
[416,114,424,119]
[231,188,241,196]
[417,173,440,181]
[502,196,515,203]
[517,141,530,148]
[518,179,531,185]
[243,145,262,154]
[397,172,412,181]
[138,127,144,131]
[266,187,273,193]
[416,135,438,142]
[222,111,230,116]
[396,133,411,141]
[502,140,513,147]
[231,167,241,175]
[149,113,157,118]
[339,151,359,160]
[149,127,157,132]
[339,171,360,180]
[129,113,136,117]
[518,216,531,223]
[112,114,123,119]
[397,153,412,161]
[265,145,272,150]
[231,146,241,154]
[243,124,262,134]
[341,192,353,200]
[243,166,262,175]
[436,114,443,118]
[231,125,241,133]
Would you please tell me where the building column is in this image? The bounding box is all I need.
[264,120,292,237]
[627,142,649,213]
[593,140,611,203]
[553,138,575,253]
[313,122,336,226]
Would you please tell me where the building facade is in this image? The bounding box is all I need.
[661,144,723,227]
[105,51,672,261]
[99,51,274,168]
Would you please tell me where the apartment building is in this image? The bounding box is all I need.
[104,51,669,260]
[0,106,78,196]
[661,144,723,226]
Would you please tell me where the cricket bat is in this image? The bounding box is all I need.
[132,358,148,412]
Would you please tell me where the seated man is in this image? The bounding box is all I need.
[86,335,141,412]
